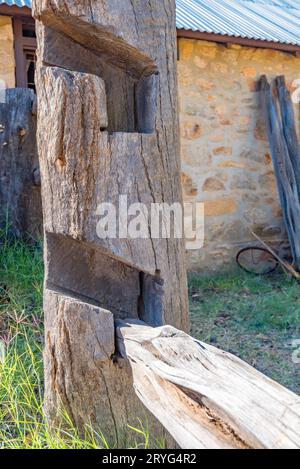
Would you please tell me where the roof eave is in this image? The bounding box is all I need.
[177,29,300,53]
[0,4,32,15]
[1,3,299,52]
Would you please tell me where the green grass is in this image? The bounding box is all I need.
[189,270,300,394]
[1,230,299,448]
[0,231,157,449]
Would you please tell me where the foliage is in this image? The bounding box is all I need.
[1,227,299,448]
[0,231,157,449]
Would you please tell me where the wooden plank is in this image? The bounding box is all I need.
[116,319,300,449]
[276,76,300,202]
[34,0,189,440]
[258,75,300,271]
[0,88,42,239]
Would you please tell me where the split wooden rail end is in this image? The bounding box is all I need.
[116,319,300,449]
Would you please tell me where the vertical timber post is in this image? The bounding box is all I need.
[33,0,189,443]
[0,89,42,239]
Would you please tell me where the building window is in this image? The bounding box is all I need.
[22,21,36,38]
[13,16,37,90]
[25,50,36,92]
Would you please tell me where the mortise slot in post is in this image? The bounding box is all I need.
[138,270,165,327]
[41,26,158,133]
[46,233,164,325]
[135,73,159,134]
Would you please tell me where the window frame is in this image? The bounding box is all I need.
[13,16,37,89]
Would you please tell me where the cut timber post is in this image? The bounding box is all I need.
[259,75,300,271]
[0,89,42,239]
[33,0,189,443]
[276,76,300,203]
[116,320,300,449]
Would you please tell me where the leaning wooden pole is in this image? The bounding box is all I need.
[258,75,300,271]
[33,0,189,442]
[276,75,300,202]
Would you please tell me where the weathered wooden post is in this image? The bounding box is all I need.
[33,0,189,442]
[0,89,42,239]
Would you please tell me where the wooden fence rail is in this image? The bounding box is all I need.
[117,319,300,449]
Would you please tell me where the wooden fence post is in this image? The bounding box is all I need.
[33,0,189,443]
[0,89,42,240]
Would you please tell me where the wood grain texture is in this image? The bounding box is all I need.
[259,75,300,271]
[34,0,189,440]
[276,75,300,205]
[44,290,168,445]
[117,320,300,449]
[0,89,42,239]
[35,1,189,331]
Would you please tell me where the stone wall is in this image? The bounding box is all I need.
[178,38,300,272]
[0,16,15,89]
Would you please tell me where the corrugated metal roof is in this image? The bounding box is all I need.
[176,0,300,46]
[2,0,300,47]
[0,0,31,7]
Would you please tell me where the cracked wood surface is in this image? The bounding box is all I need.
[259,75,300,271]
[0,89,42,239]
[35,0,189,331]
[34,0,189,442]
[116,320,300,449]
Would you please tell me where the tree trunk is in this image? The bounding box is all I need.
[33,0,189,443]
